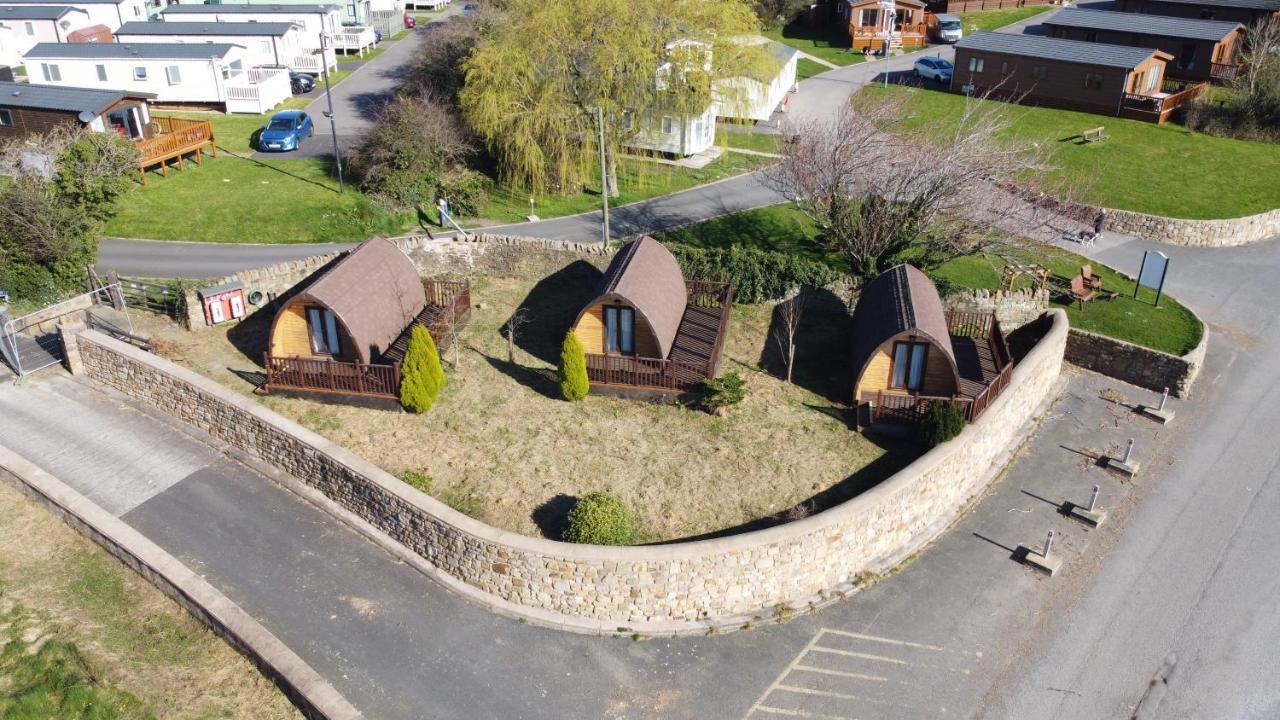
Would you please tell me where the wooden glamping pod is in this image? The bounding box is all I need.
[570,235,733,395]
[262,237,470,406]
[851,265,1014,427]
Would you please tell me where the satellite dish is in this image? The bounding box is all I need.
[77,110,96,123]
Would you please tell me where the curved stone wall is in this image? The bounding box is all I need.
[73,310,1068,635]
[1104,206,1280,248]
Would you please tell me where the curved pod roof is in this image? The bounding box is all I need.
[576,236,688,359]
[280,238,425,365]
[850,265,959,394]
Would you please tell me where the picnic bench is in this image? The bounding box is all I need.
[1070,275,1095,309]
[1081,264,1103,291]
[1081,127,1108,144]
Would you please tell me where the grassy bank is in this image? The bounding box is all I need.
[860,85,1280,219]
[957,5,1054,33]
[763,22,868,67]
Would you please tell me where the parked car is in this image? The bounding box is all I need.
[289,70,316,95]
[913,56,953,83]
[258,110,314,152]
[403,13,415,28]
[927,13,963,43]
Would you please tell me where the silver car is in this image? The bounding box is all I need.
[930,13,963,43]
[913,56,953,84]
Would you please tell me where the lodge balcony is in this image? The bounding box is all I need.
[584,280,734,395]
[860,310,1015,427]
[1120,78,1208,123]
[135,116,216,185]
[330,26,378,55]
[1209,61,1240,83]
[850,23,927,51]
[261,279,471,406]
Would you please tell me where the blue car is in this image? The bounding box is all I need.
[258,110,314,152]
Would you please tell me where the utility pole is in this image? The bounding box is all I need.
[320,34,344,193]
[597,106,610,247]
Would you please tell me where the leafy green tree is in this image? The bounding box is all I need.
[564,492,636,545]
[400,325,446,413]
[459,0,773,195]
[558,330,590,401]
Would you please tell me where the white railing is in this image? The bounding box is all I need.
[331,26,377,54]
[225,68,292,114]
[292,48,337,73]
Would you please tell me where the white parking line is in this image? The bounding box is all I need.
[808,646,908,665]
[752,705,858,720]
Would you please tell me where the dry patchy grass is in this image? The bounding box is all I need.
[137,271,913,542]
[0,479,301,720]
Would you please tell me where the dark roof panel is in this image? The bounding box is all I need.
[0,4,82,19]
[0,0,124,5]
[160,2,339,13]
[1144,0,1280,9]
[24,42,241,58]
[116,20,297,36]
[0,80,152,113]
[955,31,1164,69]
[1045,8,1243,42]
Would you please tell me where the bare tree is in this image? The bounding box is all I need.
[1239,16,1280,100]
[503,307,532,363]
[770,290,808,383]
[764,90,1065,284]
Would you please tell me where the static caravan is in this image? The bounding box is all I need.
[0,79,153,140]
[0,0,148,31]
[0,5,91,66]
[238,0,370,27]
[1043,8,1244,83]
[836,0,928,51]
[158,3,342,50]
[715,39,798,122]
[113,21,327,73]
[626,39,718,157]
[23,41,292,113]
[1113,0,1280,25]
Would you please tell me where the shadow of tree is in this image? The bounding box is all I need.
[479,352,560,400]
[757,287,852,403]
[503,260,602,366]
[531,493,578,540]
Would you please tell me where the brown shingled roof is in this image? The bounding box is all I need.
[290,238,425,364]
[580,236,688,359]
[850,265,958,388]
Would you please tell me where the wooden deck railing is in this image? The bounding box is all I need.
[1209,62,1239,82]
[1121,80,1207,123]
[135,117,216,185]
[263,355,401,399]
[584,354,711,392]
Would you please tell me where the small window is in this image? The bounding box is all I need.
[133,4,141,16]
[1147,70,1158,91]
[1031,65,1046,80]
[890,341,929,392]
[660,116,673,134]
[968,57,984,73]
[134,66,148,80]
[1000,60,1008,75]
[165,65,182,84]
[1084,72,1103,90]
[259,39,272,53]
[40,63,61,82]
[603,305,635,355]
[24,21,34,36]
[96,64,107,82]
[306,307,342,355]
[0,109,12,127]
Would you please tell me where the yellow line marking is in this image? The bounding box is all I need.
[775,685,864,701]
[753,705,858,720]
[809,646,909,665]
[818,628,947,652]
[793,664,889,683]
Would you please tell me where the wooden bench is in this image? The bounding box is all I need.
[1081,127,1108,144]
[1070,275,1096,309]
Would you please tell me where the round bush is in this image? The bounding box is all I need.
[918,400,966,447]
[564,492,636,545]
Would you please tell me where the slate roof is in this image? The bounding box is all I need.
[580,236,689,360]
[1045,8,1243,42]
[850,265,957,390]
[0,0,124,5]
[0,4,82,19]
[116,20,296,36]
[0,80,152,112]
[160,2,339,14]
[955,31,1166,69]
[24,42,241,58]
[286,238,426,366]
[1144,0,1280,9]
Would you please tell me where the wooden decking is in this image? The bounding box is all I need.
[1120,79,1208,124]
[135,117,216,185]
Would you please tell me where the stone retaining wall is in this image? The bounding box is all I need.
[947,288,1050,331]
[1105,206,1280,248]
[1065,325,1207,399]
[72,310,1068,634]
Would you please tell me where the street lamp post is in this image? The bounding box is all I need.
[319,34,345,193]
[597,106,610,247]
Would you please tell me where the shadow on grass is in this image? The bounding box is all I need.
[504,260,602,366]
[531,493,578,540]
[479,352,560,400]
[225,253,346,366]
[757,287,852,403]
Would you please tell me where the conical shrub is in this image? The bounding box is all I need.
[399,325,445,413]
[558,330,589,402]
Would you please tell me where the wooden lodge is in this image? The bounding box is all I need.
[1112,0,1280,26]
[570,236,733,396]
[262,237,471,407]
[951,32,1208,123]
[850,265,1013,428]
[1044,8,1245,83]
[836,0,928,51]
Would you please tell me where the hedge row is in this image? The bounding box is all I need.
[667,244,845,304]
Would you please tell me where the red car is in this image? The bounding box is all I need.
[403,14,415,28]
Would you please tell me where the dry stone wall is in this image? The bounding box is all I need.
[1105,207,1280,248]
[74,310,1068,634]
[947,288,1050,331]
[1065,326,1207,399]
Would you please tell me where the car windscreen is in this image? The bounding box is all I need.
[267,118,295,130]
[940,20,961,29]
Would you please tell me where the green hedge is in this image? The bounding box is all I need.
[667,244,844,304]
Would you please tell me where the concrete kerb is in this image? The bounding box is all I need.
[68,309,1069,636]
[0,443,364,720]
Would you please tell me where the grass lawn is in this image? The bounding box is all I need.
[139,276,916,543]
[797,57,830,80]
[763,22,868,67]
[861,85,1280,219]
[105,154,409,243]
[470,150,777,225]
[0,479,299,719]
[717,127,782,154]
[957,5,1054,34]
[658,202,1203,355]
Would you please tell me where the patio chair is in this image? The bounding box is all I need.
[1081,265,1103,291]
[1070,275,1095,310]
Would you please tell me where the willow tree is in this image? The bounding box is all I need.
[459,0,773,196]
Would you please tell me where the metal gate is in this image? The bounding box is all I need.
[0,284,133,377]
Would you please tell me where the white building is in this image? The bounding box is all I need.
[0,0,147,31]
[715,40,798,122]
[113,20,333,72]
[239,0,369,27]
[157,3,369,58]
[23,41,291,113]
[0,5,91,67]
[626,39,717,157]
